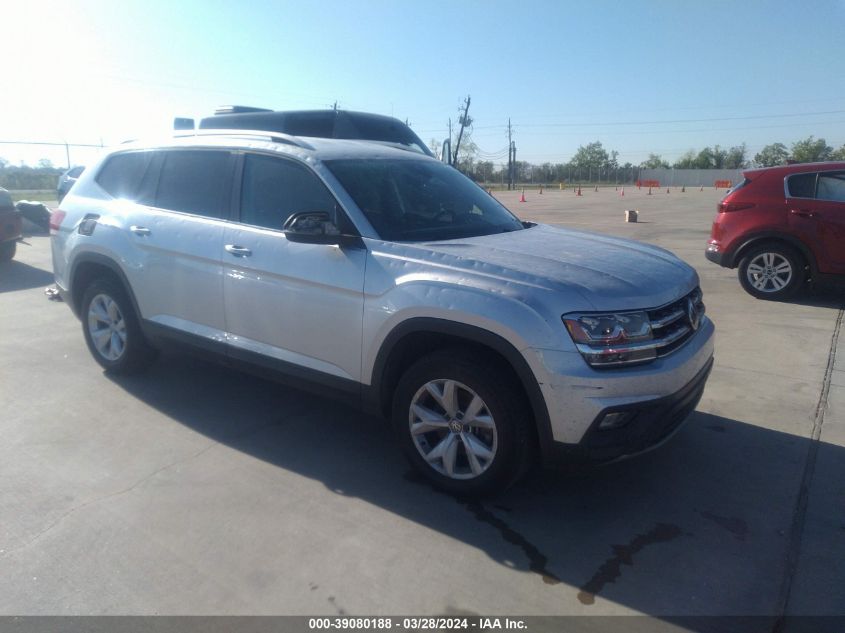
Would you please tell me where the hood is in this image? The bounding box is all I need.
[376,224,699,311]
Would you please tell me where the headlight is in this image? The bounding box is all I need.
[563,311,657,367]
[563,289,706,368]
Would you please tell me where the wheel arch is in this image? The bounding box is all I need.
[729,232,816,274]
[366,317,554,461]
[69,253,142,320]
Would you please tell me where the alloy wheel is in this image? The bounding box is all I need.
[745,251,793,293]
[87,293,127,361]
[408,379,498,480]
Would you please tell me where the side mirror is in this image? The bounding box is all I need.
[283,211,342,245]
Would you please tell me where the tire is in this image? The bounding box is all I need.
[80,278,156,373]
[0,240,15,262]
[391,348,532,496]
[737,243,806,301]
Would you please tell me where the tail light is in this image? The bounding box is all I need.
[718,202,756,213]
[49,209,67,233]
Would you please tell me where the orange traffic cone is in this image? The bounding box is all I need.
[520,188,526,203]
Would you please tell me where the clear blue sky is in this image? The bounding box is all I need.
[4,0,845,168]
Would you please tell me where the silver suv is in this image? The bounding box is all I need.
[51,130,714,495]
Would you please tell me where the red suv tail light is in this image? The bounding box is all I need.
[718,202,756,213]
[49,209,67,233]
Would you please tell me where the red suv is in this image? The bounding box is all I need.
[706,161,845,300]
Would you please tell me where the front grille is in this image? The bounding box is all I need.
[647,287,704,358]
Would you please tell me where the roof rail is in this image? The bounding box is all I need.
[172,128,314,151]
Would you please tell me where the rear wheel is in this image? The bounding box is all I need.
[738,243,806,301]
[392,349,532,496]
[81,278,156,373]
[0,240,15,262]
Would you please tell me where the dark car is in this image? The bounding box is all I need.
[706,161,845,300]
[57,165,84,203]
[188,106,434,157]
[0,188,23,262]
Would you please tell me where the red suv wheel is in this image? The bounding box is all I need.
[737,243,805,300]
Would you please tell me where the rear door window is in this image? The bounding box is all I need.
[155,150,234,218]
[786,173,817,198]
[816,171,845,203]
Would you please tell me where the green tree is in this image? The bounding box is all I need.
[641,153,669,169]
[475,160,495,182]
[712,145,728,169]
[571,141,609,170]
[790,136,832,163]
[754,143,789,167]
[673,150,698,169]
[830,144,845,161]
[724,144,747,169]
[694,147,715,168]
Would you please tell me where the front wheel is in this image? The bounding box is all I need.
[81,279,156,373]
[392,349,532,496]
[737,244,806,301]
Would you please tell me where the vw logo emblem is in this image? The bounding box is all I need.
[687,298,701,331]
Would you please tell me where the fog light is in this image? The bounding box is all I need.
[598,411,634,430]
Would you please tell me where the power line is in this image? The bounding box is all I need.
[470,109,845,131]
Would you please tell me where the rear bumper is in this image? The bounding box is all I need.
[543,354,713,466]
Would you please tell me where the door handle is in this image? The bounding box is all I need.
[790,209,816,218]
[130,225,151,236]
[225,244,252,257]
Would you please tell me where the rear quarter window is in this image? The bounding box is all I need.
[96,151,157,201]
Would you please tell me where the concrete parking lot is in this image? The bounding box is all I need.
[0,187,842,629]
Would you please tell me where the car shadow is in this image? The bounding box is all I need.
[792,285,845,308]
[107,352,844,629]
[0,259,55,293]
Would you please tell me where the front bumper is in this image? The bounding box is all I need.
[545,356,712,463]
[526,315,715,465]
[705,245,727,267]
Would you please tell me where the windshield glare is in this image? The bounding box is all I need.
[326,159,524,242]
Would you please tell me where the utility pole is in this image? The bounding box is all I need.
[511,141,516,190]
[452,95,471,167]
[447,118,452,164]
[507,118,512,190]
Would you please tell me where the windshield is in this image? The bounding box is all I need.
[326,159,524,242]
